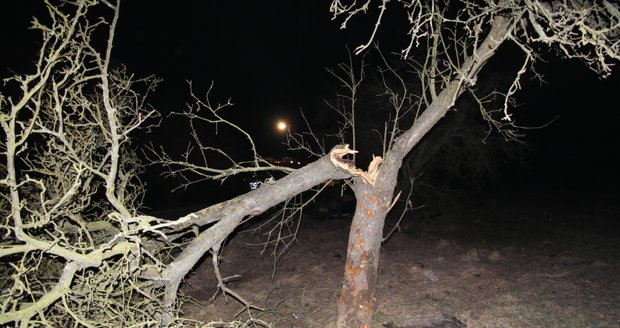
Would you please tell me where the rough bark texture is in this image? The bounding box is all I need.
[337,182,391,328]
[336,16,513,328]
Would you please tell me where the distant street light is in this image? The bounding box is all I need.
[275,120,288,158]
[276,120,288,132]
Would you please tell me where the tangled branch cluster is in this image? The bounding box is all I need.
[0,1,173,326]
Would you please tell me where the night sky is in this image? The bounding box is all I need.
[112,1,356,153]
[2,1,619,205]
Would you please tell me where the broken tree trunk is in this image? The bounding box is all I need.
[336,16,513,328]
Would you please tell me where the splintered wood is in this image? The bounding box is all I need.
[329,144,383,186]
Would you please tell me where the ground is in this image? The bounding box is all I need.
[181,187,620,327]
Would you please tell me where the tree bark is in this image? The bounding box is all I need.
[337,182,391,328]
[336,16,513,327]
[145,146,353,325]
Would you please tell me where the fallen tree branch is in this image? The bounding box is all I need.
[142,145,353,325]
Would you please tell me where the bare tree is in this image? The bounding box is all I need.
[2,0,619,327]
[326,0,620,326]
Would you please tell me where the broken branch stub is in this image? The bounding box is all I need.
[329,144,383,186]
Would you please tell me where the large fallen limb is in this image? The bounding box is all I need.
[144,145,355,324]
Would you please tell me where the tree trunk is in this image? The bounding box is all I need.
[336,16,512,327]
[337,182,392,327]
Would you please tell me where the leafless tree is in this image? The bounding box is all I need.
[1,1,618,328]
[327,0,619,326]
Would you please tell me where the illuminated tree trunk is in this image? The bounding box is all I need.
[337,182,394,327]
[336,16,512,327]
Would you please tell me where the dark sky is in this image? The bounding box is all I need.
[114,1,352,150]
[2,1,619,196]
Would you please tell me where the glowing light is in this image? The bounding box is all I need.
[276,121,287,131]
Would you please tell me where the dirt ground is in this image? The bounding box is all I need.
[182,188,620,327]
